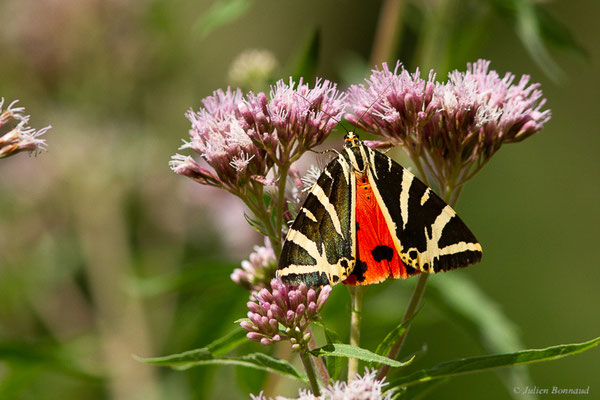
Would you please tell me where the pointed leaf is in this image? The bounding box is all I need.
[310,344,413,368]
[392,379,449,400]
[194,0,254,39]
[387,337,600,391]
[137,351,307,383]
[427,274,536,399]
[206,327,248,356]
[291,29,320,82]
[370,309,420,370]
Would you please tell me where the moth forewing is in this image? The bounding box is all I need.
[277,154,356,286]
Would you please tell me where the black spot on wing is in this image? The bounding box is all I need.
[348,259,368,283]
[371,245,393,262]
[405,264,418,276]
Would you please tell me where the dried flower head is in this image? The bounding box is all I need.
[241,278,331,349]
[251,369,391,400]
[170,88,272,193]
[346,60,550,194]
[231,239,277,291]
[0,99,50,159]
[228,49,279,92]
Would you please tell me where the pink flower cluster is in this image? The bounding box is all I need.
[241,279,331,349]
[231,239,277,291]
[346,60,550,190]
[0,99,50,159]
[251,369,391,400]
[171,79,345,193]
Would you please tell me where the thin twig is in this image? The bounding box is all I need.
[348,285,365,381]
[299,351,321,396]
[370,0,406,65]
[376,272,429,380]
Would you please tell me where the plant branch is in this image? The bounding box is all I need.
[348,285,365,381]
[308,327,331,384]
[370,0,406,65]
[377,272,429,380]
[299,350,321,396]
[273,161,290,257]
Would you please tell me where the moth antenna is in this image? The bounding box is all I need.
[293,92,351,135]
[309,148,339,156]
[351,80,395,131]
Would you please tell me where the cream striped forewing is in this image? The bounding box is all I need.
[278,153,357,286]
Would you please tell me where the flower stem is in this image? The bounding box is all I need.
[377,182,459,381]
[370,0,406,65]
[299,350,321,396]
[348,285,365,381]
[377,272,428,380]
[273,162,290,257]
[308,327,331,384]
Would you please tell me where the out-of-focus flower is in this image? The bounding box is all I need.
[170,88,272,193]
[239,78,346,166]
[346,60,550,193]
[241,279,331,349]
[231,239,277,290]
[251,369,391,400]
[0,99,50,159]
[228,49,279,92]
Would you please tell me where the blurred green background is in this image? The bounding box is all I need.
[0,0,598,399]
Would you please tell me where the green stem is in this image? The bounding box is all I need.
[299,351,321,396]
[273,162,290,258]
[348,285,365,381]
[308,327,331,384]
[370,0,406,65]
[415,0,454,73]
[377,272,429,380]
[377,175,461,381]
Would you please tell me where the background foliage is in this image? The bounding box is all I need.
[0,0,598,399]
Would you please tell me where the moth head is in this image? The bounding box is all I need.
[344,131,361,148]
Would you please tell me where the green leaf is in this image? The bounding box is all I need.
[0,341,101,382]
[291,29,320,82]
[370,309,419,370]
[137,350,307,383]
[392,379,449,400]
[536,7,587,59]
[243,212,269,236]
[427,274,536,399]
[206,327,248,356]
[313,321,342,381]
[486,0,567,81]
[310,344,414,368]
[193,0,254,39]
[386,337,600,391]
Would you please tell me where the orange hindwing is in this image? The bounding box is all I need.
[344,173,419,285]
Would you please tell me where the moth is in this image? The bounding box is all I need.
[277,132,482,287]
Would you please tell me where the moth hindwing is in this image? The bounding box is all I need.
[278,133,482,287]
